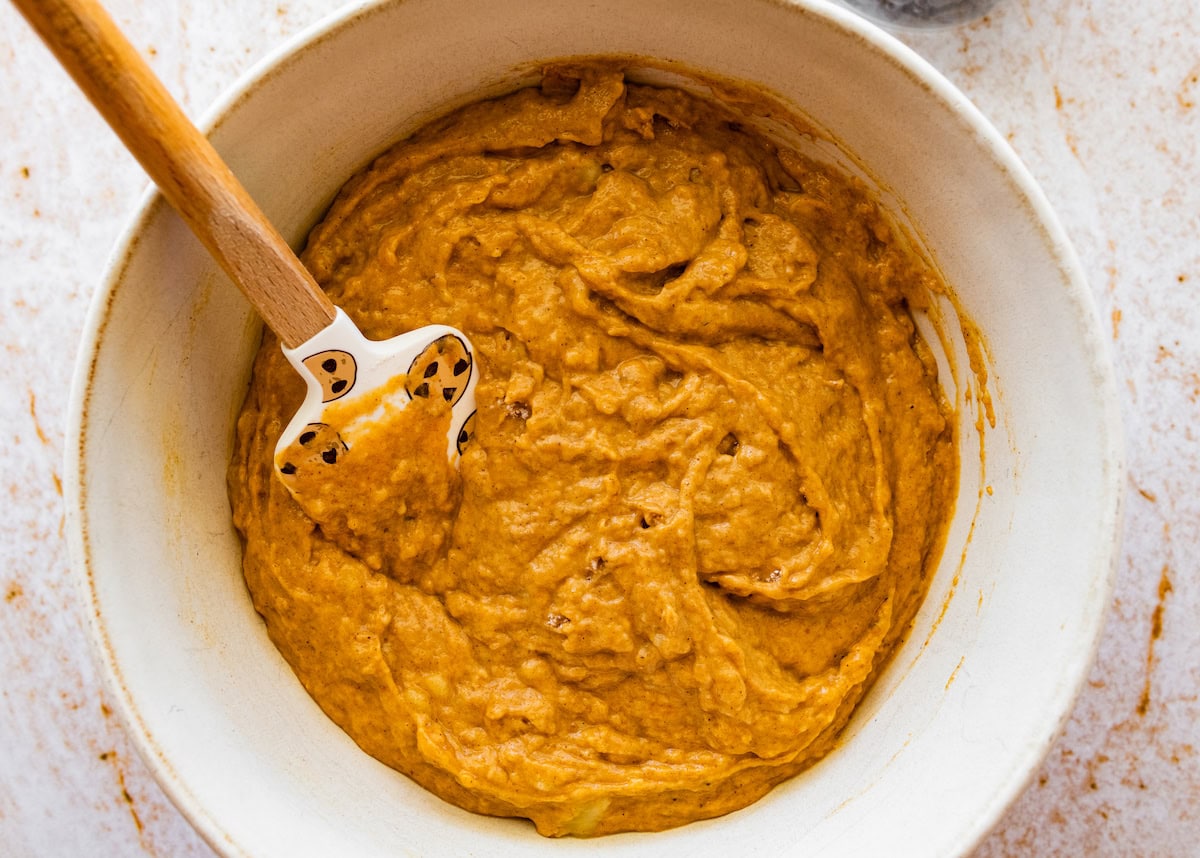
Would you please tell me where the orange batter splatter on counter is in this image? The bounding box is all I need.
[229,63,957,836]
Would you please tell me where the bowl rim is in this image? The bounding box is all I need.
[64,1,1125,855]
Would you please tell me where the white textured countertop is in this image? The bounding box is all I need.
[1,1,1197,855]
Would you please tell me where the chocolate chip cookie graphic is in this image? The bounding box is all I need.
[406,334,472,406]
[456,410,477,456]
[276,422,349,481]
[302,350,357,403]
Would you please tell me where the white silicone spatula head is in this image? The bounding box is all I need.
[15,0,477,485]
[275,311,478,475]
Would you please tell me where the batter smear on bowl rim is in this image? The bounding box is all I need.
[228,63,958,836]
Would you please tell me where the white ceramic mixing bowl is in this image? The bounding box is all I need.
[66,1,1123,856]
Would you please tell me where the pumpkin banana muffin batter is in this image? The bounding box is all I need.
[229,64,957,836]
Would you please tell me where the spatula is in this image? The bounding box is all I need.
[13,0,478,489]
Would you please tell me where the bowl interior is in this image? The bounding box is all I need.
[69,1,1122,856]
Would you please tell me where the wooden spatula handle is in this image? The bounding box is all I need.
[13,0,336,348]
